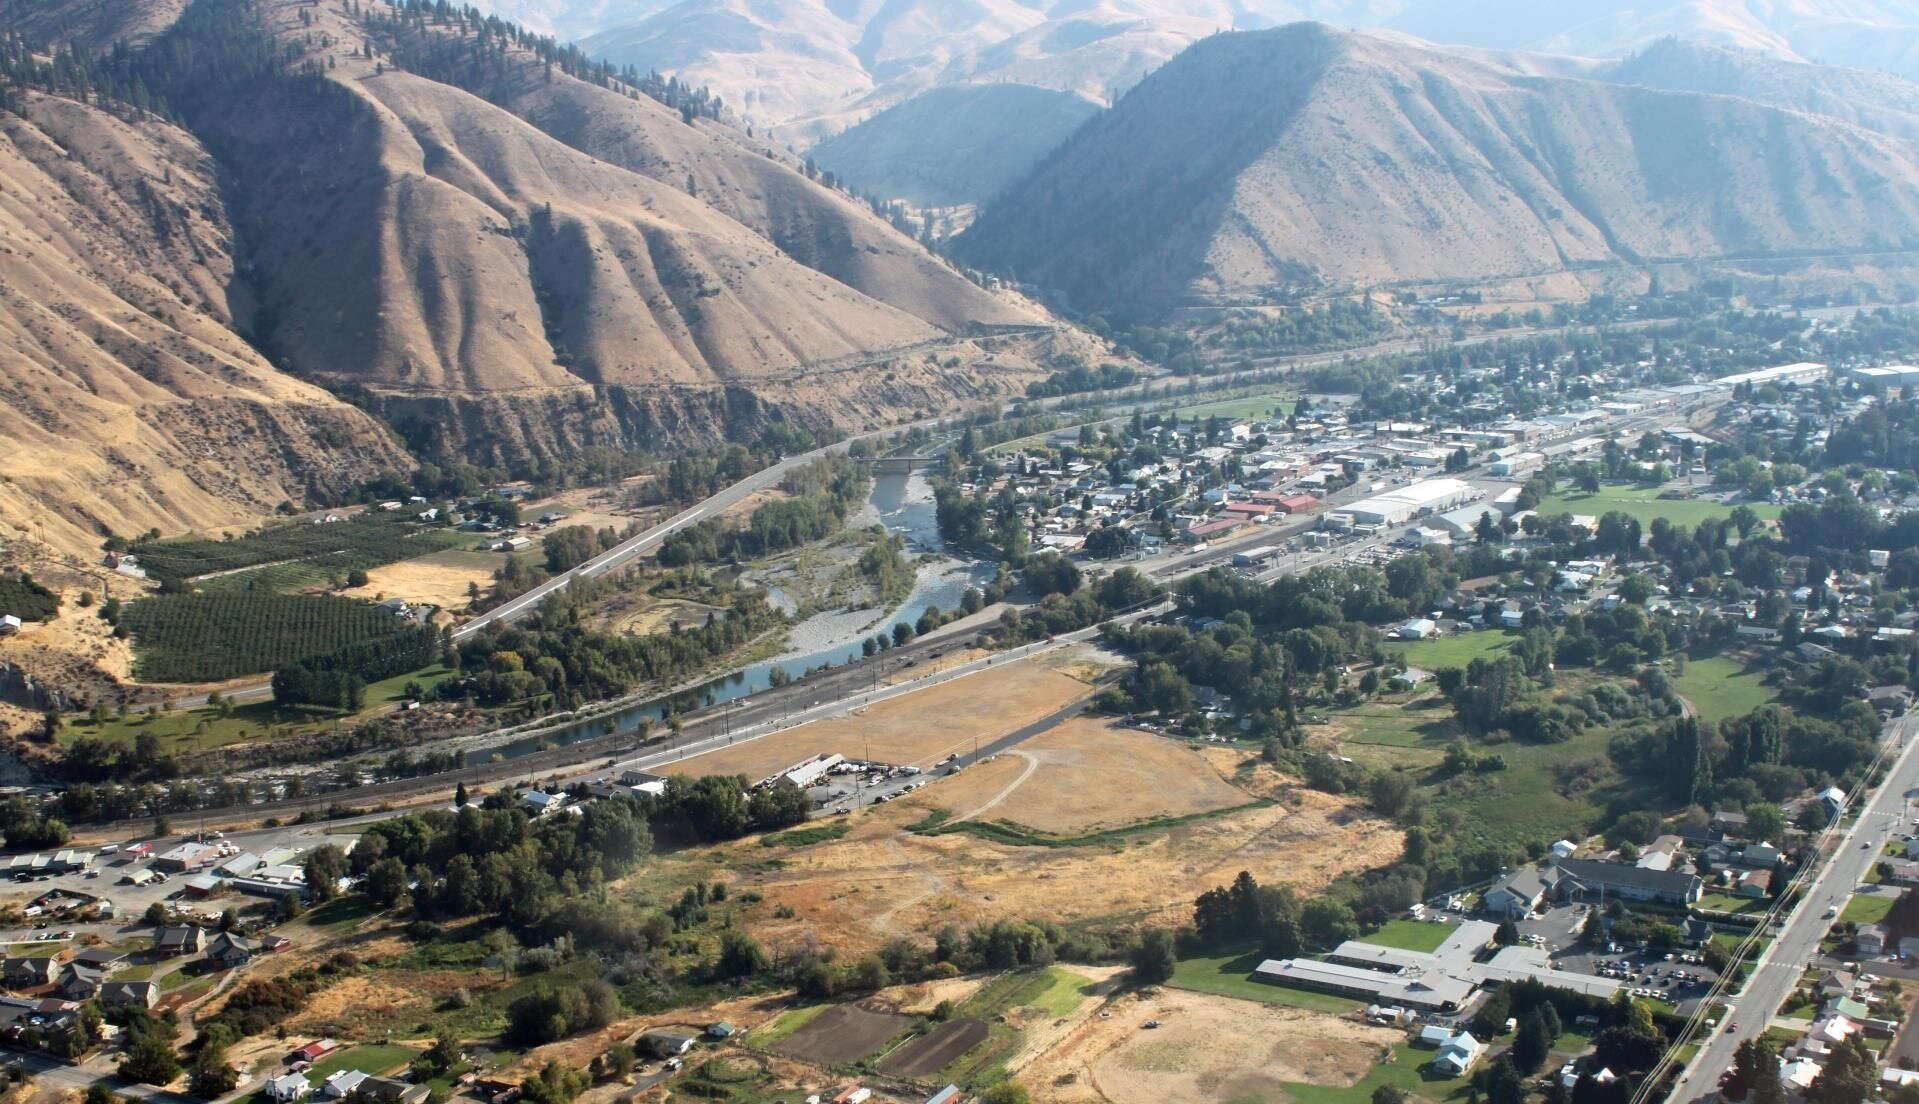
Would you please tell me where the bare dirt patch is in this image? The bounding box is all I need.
[1023,988,1400,1104]
[928,719,1253,834]
[878,1017,989,1078]
[772,1001,915,1066]
[609,598,725,637]
[343,549,500,613]
[735,774,1399,955]
[665,655,1091,778]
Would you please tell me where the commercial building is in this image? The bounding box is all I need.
[1252,956,1476,1011]
[1341,479,1477,528]
[1852,365,1919,388]
[1715,362,1828,388]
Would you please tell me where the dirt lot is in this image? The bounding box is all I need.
[1021,988,1401,1104]
[879,1017,989,1078]
[733,765,1399,954]
[343,549,502,613]
[773,1001,916,1066]
[665,653,1094,779]
[921,718,1254,834]
[607,598,725,636]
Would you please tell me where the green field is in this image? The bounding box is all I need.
[1387,631,1517,670]
[1168,390,1298,422]
[1330,685,1646,856]
[1696,893,1768,916]
[1672,656,1776,723]
[1168,949,1364,1013]
[1843,894,1896,924]
[1535,483,1781,529]
[1363,919,1458,953]
[70,664,459,754]
[309,1044,419,1082]
[118,593,414,683]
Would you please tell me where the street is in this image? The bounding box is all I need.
[1667,713,1919,1103]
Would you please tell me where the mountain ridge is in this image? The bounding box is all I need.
[954,23,1919,318]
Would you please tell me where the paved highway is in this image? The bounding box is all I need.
[1665,714,1919,1104]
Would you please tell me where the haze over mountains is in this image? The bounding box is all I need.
[952,23,1919,318]
[0,0,1047,555]
[462,0,1919,143]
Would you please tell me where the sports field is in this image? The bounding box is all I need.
[1535,483,1780,529]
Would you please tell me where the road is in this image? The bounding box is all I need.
[1666,713,1919,1104]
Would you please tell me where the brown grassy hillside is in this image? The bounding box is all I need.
[956,23,1919,317]
[0,89,408,558]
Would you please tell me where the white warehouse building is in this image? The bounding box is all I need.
[1343,478,1477,528]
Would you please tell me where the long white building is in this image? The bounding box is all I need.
[1342,478,1477,527]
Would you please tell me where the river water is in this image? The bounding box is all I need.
[489,469,989,759]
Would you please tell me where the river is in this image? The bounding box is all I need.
[488,468,990,760]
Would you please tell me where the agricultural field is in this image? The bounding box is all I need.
[1386,630,1516,670]
[1672,656,1776,722]
[666,652,1099,779]
[913,717,1255,837]
[1018,985,1423,1104]
[117,593,415,683]
[1534,483,1781,530]
[131,513,471,589]
[341,549,505,613]
[718,750,1400,955]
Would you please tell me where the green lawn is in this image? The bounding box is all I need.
[310,1044,419,1082]
[1168,949,1364,1014]
[1386,631,1517,670]
[1696,893,1768,916]
[1363,919,1458,954]
[1010,967,1097,1017]
[1324,695,1460,750]
[1279,1042,1470,1104]
[1169,391,1298,422]
[69,664,461,754]
[1843,894,1896,924]
[1535,483,1781,530]
[1672,657,1775,723]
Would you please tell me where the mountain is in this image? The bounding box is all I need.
[953,23,1919,319]
[0,87,409,558]
[0,0,1055,555]
[574,0,1338,142]
[808,84,1102,208]
[1599,37,1919,147]
[1385,1,1919,83]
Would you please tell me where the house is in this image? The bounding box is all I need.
[155,925,205,957]
[1683,918,1714,947]
[0,615,21,637]
[519,790,568,818]
[642,1030,698,1058]
[706,1022,737,1039]
[207,932,255,969]
[1550,840,1578,860]
[924,1088,963,1104]
[1736,869,1773,899]
[1856,924,1891,956]
[70,948,126,973]
[1869,686,1914,718]
[1818,787,1849,822]
[55,963,105,1000]
[1433,1032,1485,1076]
[1418,1024,1455,1047]
[1826,996,1873,1022]
[98,980,158,1010]
[1483,868,1549,918]
[357,1077,430,1104]
[321,1070,369,1099]
[1,956,57,987]
[831,1088,871,1104]
[267,1074,313,1103]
